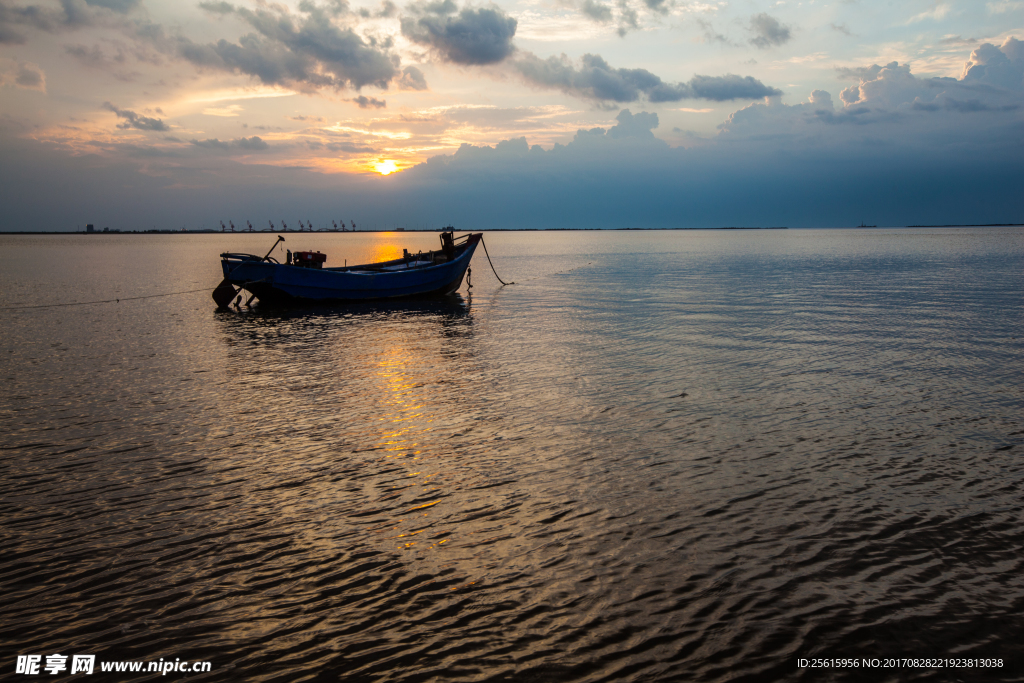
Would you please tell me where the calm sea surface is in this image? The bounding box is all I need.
[1,228,1023,682]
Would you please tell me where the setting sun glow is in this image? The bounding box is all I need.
[375,160,399,175]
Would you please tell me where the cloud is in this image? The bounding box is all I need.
[401,4,517,65]
[325,141,376,153]
[410,110,668,181]
[580,0,613,22]
[180,1,399,91]
[351,95,386,108]
[615,0,638,37]
[361,1,398,19]
[203,104,243,116]
[835,64,884,82]
[0,0,147,45]
[0,24,25,45]
[198,1,235,14]
[102,101,167,130]
[685,74,784,101]
[396,65,428,90]
[933,98,1019,112]
[189,136,269,151]
[15,63,44,89]
[514,52,782,104]
[378,94,1018,230]
[1,60,46,91]
[696,18,730,45]
[2,90,1020,233]
[65,43,111,68]
[749,13,792,49]
[721,41,1023,147]
[607,108,658,138]
[939,35,977,46]
[63,42,154,80]
[987,1,1024,13]
[569,0,663,36]
[906,2,952,23]
[960,37,1024,90]
[0,0,93,44]
[829,22,851,36]
[643,0,670,15]
[837,40,1022,112]
[514,53,656,103]
[83,0,141,12]
[410,0,459,14]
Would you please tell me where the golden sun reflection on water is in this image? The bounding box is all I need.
[376,346,430,452]
[371,342,449,551]
[369,239,406,264]
[213,287,478,562]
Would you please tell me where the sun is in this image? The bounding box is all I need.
[374,159,399,175]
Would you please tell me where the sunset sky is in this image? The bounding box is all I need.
[1,0,1022,230]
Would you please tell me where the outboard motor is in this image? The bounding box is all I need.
[440,231,455,261]
[294,251,326,269]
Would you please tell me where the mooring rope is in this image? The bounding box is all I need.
[480,236,515,286]
[0,287,211,311]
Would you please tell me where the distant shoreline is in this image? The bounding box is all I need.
[2,224,1021,235]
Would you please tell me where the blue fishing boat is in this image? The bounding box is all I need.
[213,231,482,307]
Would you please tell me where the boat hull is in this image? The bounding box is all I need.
[220,234,480,304]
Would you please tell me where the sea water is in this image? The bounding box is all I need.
[1,228,1022,681]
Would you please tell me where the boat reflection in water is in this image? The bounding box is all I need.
[216,292,473,325]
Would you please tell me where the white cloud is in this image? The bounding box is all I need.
[906,3,952,24]
[786,52,830,64]
[203,104,244,116]
[987,1,1024,13]
[719,39,1023,149]
[514,10,607,41]
[323,124,412,140]
[186,87,296,104]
